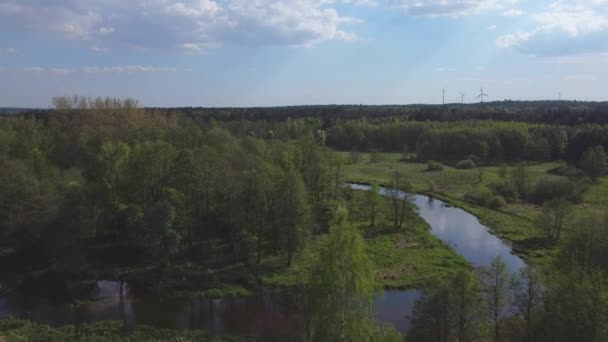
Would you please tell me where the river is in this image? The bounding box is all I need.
[0,184,524,338]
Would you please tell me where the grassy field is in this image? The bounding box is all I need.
[339,152,608,265]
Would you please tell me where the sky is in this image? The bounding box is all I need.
[0,0,607,107]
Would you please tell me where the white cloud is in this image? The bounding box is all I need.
[0,65,180,74]
[0,0,361,51]
[496,31,537,48]
[0,47,18,55]
[98,26,115,34]
[389,0,520,17]
[502,9,525,16]
[497,1,608,55]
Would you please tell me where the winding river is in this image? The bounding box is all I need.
[0,185,524,338]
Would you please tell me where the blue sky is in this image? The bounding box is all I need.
[1,0,607,107]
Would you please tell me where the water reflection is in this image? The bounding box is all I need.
[0,282,306,340]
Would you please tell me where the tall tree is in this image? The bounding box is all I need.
[386,171,411,229]
[308,205,376,341]
[512,266,545,342]
[409,270,484,342]
[538,197,571,240]
[279,169,310,266]
[366,183,380,227]
[480,256,514,342]
[580,145,608,182]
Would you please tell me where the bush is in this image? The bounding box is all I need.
[464,191,493,207]
[488,195,506,209]
[547,165,585,179]
[526,177,576,204]
[490,181,519,202]
[464,191,505,209]
[426,160,444,172]
[467,154,481,164]
[455,159,476,169]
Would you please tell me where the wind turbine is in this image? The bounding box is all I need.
[459,92,466,104]
[475,87,488,103]
[442,88,446,105]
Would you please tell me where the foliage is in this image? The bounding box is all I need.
[425,160,444,171]
[580,145,608,182]
[409,270,485,342]
[464,191,505,209]
[527,177,577,204]
[456,159,477,169]
[308,205,377,341]
[0,318,238,342]
[537,197,572,240]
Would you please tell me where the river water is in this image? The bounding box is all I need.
[0,184,524,338]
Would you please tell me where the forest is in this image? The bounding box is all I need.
[1,97,608,341]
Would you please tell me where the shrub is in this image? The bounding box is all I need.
[426,160,444,172]
[455,159,476,169]
[464,191,505,209]
[526,177,576,204]
[490,181,519,202]
[547,165,585,179]
[464,191,493,207]
[488,195,507,209]
[467,154,481,164]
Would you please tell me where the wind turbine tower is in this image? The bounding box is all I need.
[476,87,489,103]
[459,92,465,104]
[442,88,446,105]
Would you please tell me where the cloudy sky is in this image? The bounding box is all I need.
[1,0,607,107]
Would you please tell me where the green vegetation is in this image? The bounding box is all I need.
[263,189,467,290]
[0,318,238,342]
[4,98,608,340]
[340,151,608,265]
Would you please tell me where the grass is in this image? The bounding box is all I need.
[351,193,468,289]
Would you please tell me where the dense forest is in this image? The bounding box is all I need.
[1,96,608,341]
[159,101,608,125]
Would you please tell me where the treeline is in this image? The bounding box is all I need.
[0,96,340,282]
[409,211,608,342]
[327,119,608,165]
[152,101,608,126]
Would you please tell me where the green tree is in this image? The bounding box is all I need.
[409,270,484,342]
[278,169,310,266]
[480,256,514,342]
[308,205,376,341]
[538,197,571,240]
[142,200,181,263]
[386,171,411,229]
[511,165,529,199]
[580,145,608,182]
[367,183,380,227]
[512,266,545,342]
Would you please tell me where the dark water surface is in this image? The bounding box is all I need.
[0,185,524,337]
